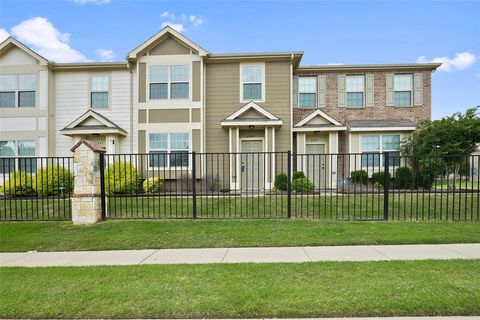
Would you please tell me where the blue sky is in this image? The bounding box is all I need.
[0,0,478,119]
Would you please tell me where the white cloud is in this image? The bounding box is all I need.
[161,22,185,33]
[161,11,175,19]
[189,15,203,26]
[417,52,477,71]
[96,48,115,62]
[9,17,88,62]
[73,0,111,5]
[0,28,10,42]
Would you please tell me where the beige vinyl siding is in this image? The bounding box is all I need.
[54,70,132,156]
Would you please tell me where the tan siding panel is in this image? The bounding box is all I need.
[138,63,146,103]
[192,108,201,122]
[149,109,189,123]
[192,61,201,102]
[138,130,146,153]
[138,110,146,123]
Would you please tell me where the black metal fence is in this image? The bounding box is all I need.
[1,152,478,222]
[0,156,73,221]
[101,152,479,221]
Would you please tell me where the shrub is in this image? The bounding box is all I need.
[142,177,164,193]
[371,171,390,189]
[35,165,74,196]
[350,170,368,185]
[292,177,314,192]
[0,171,36,197]
[105,161,140,194]
[274,173,288,191]
[415,170,435,189]
[292,171,306,181]
[395,167,413,189]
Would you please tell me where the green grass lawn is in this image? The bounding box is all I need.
[1,260,479,318]
[433,179,479,190]
[1,220,479,252]
[2,192,478,221]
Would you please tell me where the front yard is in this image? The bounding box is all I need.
[1,260,479,318]
[1,220,479,252]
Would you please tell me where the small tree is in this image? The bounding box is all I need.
[401,107,480,189]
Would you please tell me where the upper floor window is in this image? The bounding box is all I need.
[0,74,36,108]
[148,132,189,168]
[90,75,109,108]
[361,134,400,168]
[149,65,189,100]
[299,77,316,109]
[0,140,36,173]
[394,74,412,107]
[241,64,264,101]
[346,75,364,107]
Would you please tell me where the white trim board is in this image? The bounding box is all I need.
[295,109,343,127]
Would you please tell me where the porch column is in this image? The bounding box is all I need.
[264,126,275,189]
[329,132,339,189]
[296,132,306,171]
[229,127,240,190]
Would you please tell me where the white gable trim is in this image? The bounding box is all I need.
[225,101,280,121]
[127,26,208,59]
[0,37,49,65]
[63,110,117,129]
[295,109,343,127]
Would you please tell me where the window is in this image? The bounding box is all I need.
[241,64,264,101]
[346,75,364,107]
[149,133,189,168]
[149,65,189,100]
[91,75,109,108]
[394,74,412,107]
[299,77,316,108]
[0,74,36,108]
[361,134,401,168]
[0,140,36,174]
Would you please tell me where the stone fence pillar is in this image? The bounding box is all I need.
[71,139,106,224]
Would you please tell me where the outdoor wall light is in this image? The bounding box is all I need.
[249,125,255,129]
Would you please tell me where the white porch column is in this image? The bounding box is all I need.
[296,132,306,171]
[329,132,339,189]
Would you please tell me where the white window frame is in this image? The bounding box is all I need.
[298,76,317,109]
[0,73,37,108]
[240,63,265,103]
[360,134,401,169]
[393,74,413,107]
[148,132,191,169]
[90,74,110,109]
[0,140,37,174]
[346,74,365,108]
[148,64,190,100]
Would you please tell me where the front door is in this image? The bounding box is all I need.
[241,140,264,191]
[306,144,326,189]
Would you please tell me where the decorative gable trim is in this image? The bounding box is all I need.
[225,101,280,121]
[0,37,50,65]
[295,109,343,127]
[61,109,127,136]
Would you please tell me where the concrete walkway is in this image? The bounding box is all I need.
[1,243,479,267]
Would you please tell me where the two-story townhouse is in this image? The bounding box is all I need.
[0,26,441,190]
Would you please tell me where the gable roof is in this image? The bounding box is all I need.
[293,109,347,132]
[61,109,127,136]
[127,26,208,59]
[221,101,283,127]
[0,37,50,65]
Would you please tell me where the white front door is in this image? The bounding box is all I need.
[306,144,326,189]
[241,140,264,191]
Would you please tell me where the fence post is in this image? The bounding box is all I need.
[287,150,292,218]
[383,151,390,221]
[99,152,106,221]
[191,151,197,219]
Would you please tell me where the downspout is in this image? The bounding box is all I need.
[127,60,133,152]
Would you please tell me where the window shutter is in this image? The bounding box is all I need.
[317,75,326,108]
[338,75,346,107]
[292,76,299,108]
[414,73,423,106]
[365,74,374,107]
[386,73,394,106]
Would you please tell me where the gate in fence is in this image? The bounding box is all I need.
[1,152,478,221]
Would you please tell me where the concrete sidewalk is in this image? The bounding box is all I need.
[1,243,479,267]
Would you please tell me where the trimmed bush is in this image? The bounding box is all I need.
[35,165,74,196]
[371,171,390,189]
[395,167,413,189]
[0,171,36,197]
[105,161,140,194]
[350,170,368,185]
[416,170,435,189]
[142,177,164,194]
[292,177,314,192]
[292,171,306,181]
[274,173,288,191]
